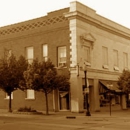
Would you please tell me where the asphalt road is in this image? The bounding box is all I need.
[0,111,130,130]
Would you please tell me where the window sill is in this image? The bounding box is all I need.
[102,65,109,69]
[84,61,91,66]
[114,66,119,71]
[25,98,35,100]
[4,98,13,100]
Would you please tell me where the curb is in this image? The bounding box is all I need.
[13,111,43,115]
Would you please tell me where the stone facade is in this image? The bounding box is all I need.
[65,1,130,112]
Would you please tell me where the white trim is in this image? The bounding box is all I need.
[4,92,13,99]
[25,89,35,99]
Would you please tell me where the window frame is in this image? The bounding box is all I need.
[83,45,91,66]
[42,44,48,61]
[102,46,108,69]
[26,46,34,64]
[113,49,119,71]
[57,46,67,67]
[25,89,35,100]
[5,92,13,100]
[123,52,128,69]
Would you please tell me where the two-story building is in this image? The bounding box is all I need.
[0,1,129,112]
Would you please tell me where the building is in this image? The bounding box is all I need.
[0,1,129,112]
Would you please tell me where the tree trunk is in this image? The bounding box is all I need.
[45,92,49,115]
[9,93,12,112]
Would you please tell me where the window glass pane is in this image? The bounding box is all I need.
[5,92,13,99]
[26,89,35,99]
[58,46,66,67]
[43,44,48,57]
[113,50,118,66]
[26,47,33,59]
[102,47,108,65]
[83,46,90,63]
[123,52,128,68]
[43,44,48,61]
[26,47,33,64]
[4,49,12,60]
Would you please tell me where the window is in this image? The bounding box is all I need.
[123,52,128,69]
[102,47,108,69]
[43,44,48,61]
[5,92,13,99]
[26,89,35,99]
[113,50,119,70]
[58,46,66,67]
[83,46,91,66]
[26,47,34,64]
[4,49,12,60]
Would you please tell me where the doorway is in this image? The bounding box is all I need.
[59,91,70,110]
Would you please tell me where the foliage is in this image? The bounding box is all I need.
[0,54,28,112]
[18,106,37,112]
[0,54,28,93]
[55,75,70,91]
[117,69,130,92]
[23,59,70,114]
[23,59,70,93]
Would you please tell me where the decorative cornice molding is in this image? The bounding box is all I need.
[0,15,68,36]
[65,11,130,40]
[80,33,96,48]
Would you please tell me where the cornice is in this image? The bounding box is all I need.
[65,11,130,40]
[0,15,68,37]
[87,67,121,76]
[0,26,69,43]
[79,67,121,80]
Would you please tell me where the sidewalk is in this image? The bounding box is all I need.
[0,104,130,119]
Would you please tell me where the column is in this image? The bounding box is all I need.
[121,94,127,110]
[91,79,100,112]
[70,70,83,112]
[53,89,59,112]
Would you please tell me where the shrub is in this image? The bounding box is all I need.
[18,106,37,112]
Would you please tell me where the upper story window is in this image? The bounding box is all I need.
[4,49,12,60]
[113,49,119,71]
[43,44,48,61]
[26,47,34,64]
[102,46,108,69]
[83,46,91,66]
[123,52,128,70]
[58,46,66,67]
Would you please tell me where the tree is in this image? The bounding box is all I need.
[118,69,130,92]
[0,54,28,112]
[23,59,70,115]
[118,69,130,106]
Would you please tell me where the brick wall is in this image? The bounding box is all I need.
[0,8,70,111]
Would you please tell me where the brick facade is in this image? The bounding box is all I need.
[0,8,70,111]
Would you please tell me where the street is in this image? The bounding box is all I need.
[0,110,130,130]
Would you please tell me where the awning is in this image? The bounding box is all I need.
[60,92,68,98]
[99,80,122,94]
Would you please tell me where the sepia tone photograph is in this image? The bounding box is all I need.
[0,0,130,129]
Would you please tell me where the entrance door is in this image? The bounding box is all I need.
[59,91,70,110]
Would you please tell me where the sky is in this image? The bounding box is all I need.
[0,0,130,28]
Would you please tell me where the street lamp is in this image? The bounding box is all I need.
[106,84,114,116]
[83,64,91,116]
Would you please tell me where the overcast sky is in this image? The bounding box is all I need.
[0,0,130,28]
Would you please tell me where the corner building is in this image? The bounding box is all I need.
[0,1,129,112]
